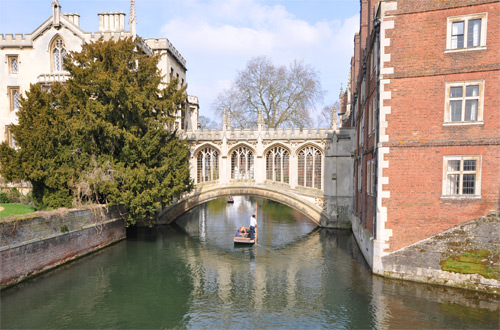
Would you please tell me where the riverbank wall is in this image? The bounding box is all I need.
[0,206,126,289]
[353,212,499,294]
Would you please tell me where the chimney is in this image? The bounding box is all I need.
[98,12,126,32]
[64,13,80,27]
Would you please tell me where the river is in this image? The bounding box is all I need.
[1,196,498,329]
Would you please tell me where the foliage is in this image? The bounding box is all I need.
[5,188,22,203]
[0,203,35,218]
[440,249,500,279]
[0,193,9,203]
[213,56,323,128]
[0,38,193,225]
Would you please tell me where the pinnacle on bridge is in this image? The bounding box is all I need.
[222,108,232,130]
[331,105,338,130]
[257,109,264,131]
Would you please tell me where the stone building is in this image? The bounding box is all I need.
[0,0,199,149]
[344,0,499,274]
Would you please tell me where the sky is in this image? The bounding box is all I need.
[0,0,360,126]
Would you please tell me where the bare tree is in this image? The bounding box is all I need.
[198,115,219,130]
[213,56,323,129]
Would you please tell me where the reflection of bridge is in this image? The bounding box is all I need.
[158,116,355,228]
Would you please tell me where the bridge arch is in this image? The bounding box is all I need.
[263,142,291,155]
[193,142,221,155]
[157,183,328,226]
[295,142,324,156]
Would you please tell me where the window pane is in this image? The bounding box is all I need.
[266,153,273,180]
[450,86,463,98]
[275,154,281,182]
[283,153,290,183]
[465,100,478,121]
[314,150,322,189]
[463,160,476,171]
[447,174,460,195]
[450,100,462,121]
[298,151,305,186]
[447,160,460,172]
[462,174,475,194]
[13,90,20,110]
[451,21,464,48]
[10,58,18,73]
[467,19,481,47]
[452,21,464,34]
[197,154,203,183]
[306,153,313,187]
[466,85,479,97]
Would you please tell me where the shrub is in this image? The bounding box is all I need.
[0,192,10,203]
[6,188,22,203]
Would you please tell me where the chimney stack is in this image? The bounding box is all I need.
[98,12,126,33]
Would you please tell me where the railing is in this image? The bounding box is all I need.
[37,72,71,84]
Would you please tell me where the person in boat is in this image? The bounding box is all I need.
[249,214,257,240]
[240,227,248,237]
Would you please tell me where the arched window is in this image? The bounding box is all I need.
[196,147,219,183]
[231,146,254,180]
[297,146,322,189]
[51,37,67,72]
[266,146,289,184]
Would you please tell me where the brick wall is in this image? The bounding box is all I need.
[0,207,126,287]
[380,1,500,252]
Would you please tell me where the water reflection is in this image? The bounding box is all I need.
[1,197,498,329]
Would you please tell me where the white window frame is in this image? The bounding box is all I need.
[442,156,481,198]
[446,13,487,52]
[443,80,484,125]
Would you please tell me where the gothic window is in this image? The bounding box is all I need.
[266,146,290,184]
[8,87,20,112]
[197,147,219,183]
[5,125,17,149]
[297,146,322,189]
[8,55,18,74]
[51,37,67,72]
[231,146,254,180]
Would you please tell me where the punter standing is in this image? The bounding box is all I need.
[249,214,257,239]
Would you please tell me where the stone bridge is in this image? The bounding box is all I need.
[158,120,355,228]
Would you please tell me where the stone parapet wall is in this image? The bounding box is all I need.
[0,206,126,288]
[184,127,332,142]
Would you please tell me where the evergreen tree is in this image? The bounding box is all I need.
[0,38,193,225]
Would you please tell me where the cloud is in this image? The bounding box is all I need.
[158,0,359,120]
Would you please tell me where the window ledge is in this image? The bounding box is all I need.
[443,121,484,127]
[440,195,481,200]
[445,46,487,53]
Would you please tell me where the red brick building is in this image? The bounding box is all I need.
[344,0,500,273]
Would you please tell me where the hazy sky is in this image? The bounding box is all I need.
[0,0,359,125]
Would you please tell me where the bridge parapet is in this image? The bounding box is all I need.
[183,127,332,142]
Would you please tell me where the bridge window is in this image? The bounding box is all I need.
[231,146,254,180]
[266,146,289,183]
[197,147,219,183]
[298,146,322,189]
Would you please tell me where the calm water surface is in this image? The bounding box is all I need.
[1,196,499,329]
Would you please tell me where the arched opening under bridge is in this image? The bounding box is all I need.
[156,183,328,226]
